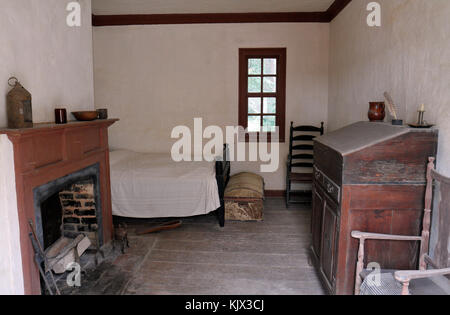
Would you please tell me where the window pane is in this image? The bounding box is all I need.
[248,59,261,75]
[263,58,277,75]
[248,116,261,132]
[263,77,276,93]
[248,77,261,93]
[263,97,276,114]
[262,116,276,132]
[248,98,261,114]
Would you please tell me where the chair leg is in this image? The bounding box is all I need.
[354,238,365,295]
[286,179,290,208]
[401,281,410,295]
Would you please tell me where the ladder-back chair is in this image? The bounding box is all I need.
[286,121,324,207]
[352,157,450,295]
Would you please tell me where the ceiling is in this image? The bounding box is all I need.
[92,0,336,15]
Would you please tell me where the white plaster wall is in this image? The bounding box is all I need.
[0,0,95,294]
[0,0,94,126]
[0,136,22,295]
[93,23,329,189]
[328,0,450,176]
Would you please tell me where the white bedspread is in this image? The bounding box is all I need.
[109,150,221,218]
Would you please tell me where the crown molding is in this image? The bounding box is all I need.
[92,0,352,26]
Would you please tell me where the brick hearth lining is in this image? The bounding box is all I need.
[59,179,98,248]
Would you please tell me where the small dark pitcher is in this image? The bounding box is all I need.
[368,102,386,122]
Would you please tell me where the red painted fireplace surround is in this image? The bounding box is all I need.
[0,119,118,294]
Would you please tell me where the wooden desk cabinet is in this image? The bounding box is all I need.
[310,122,438,295]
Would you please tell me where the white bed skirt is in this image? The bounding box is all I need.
[109,150,221,218]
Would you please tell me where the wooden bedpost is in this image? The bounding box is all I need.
[215,144,230,227]
[216,163,225,227]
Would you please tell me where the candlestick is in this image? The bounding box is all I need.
[419,104,425,112]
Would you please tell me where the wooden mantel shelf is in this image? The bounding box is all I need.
[3,118,118,295]
[0,119,119,137]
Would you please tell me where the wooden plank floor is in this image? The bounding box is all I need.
[63,198,324,295]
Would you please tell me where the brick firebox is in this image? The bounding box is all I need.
[60,179,99,248]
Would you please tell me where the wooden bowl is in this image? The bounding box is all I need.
[71,111,98,121]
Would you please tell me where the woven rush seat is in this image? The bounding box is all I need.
[360,269,450,295]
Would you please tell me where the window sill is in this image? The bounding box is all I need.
[240,132,285,143]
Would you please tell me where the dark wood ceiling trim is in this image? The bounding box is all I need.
[92,12,329,26]
[91,0,352,26]
[325,0,352,22]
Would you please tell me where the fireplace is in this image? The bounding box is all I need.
[0,119,118,294]
[34,164,103,251]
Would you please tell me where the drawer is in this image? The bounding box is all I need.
[314,167,341,203]
[323,176,340,203]
[313,168,323,184]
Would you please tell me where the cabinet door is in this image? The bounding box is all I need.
[320,197,339,288]
[311,184,325,259]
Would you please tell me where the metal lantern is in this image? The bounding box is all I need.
[7,77,33,128]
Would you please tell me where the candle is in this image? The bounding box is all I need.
[419,104,425,112]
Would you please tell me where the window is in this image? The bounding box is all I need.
[239,48,286,142]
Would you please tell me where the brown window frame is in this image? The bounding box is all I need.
[239,48,286,143]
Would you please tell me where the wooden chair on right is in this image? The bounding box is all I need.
[351,157,450,295]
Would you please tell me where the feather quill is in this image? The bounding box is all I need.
[384,92,398,120]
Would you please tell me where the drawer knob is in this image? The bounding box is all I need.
[327,184,334,194]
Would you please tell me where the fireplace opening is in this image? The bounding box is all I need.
[32,164,104,293]
[34,164,103,250]
[40,178,99,250]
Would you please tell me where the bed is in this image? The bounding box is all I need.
[109,145,230,227]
